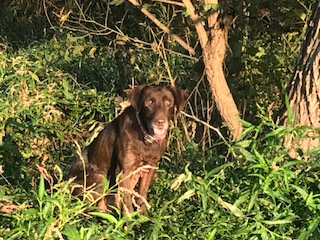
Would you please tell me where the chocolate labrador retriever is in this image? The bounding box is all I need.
[70,84,188,215]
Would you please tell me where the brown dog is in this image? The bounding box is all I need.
[69,84,188,215]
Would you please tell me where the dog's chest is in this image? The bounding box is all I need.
[117,140,166,168]
[136,142,165,164]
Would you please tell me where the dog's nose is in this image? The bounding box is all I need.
[156,119,166,127]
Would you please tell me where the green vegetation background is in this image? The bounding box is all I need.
[0,0,319,239]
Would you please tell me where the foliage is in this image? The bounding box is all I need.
[1,0,319,239]
[0,37,119,188]
[1,0,314,125]
[2,97,320,239]
[226,0,314,120]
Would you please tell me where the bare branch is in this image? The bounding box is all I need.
[180,111,228,144]
[181,0,208,48]
[204,0,219,29]
[127,0,195,55]
[152,0,185,7]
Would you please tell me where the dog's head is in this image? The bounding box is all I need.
[126,84,188,141]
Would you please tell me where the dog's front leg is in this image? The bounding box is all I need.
[118,169,141,216]
[137,166,156,214]
[118,171,134,215]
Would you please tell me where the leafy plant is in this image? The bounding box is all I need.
[1,1,319,239]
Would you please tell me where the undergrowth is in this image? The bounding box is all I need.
[1,21,320,240]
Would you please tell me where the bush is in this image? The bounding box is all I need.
[1,1,319,239]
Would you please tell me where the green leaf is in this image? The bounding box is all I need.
[265,126,287,138]
[46,197,63,213]
[305,146,320,155]
[207,228,217,240]
[248,190,258,212]
[204,4,221,12]
[217,197,244,218]
[206,163,231,179]
[300,12,307,21]
[236,148,255,161]
[62,79,74,100]
[200,184,207,212]
[177,189,195,204]
[285,94,294,125]
[248,173,266,180]
[109,0,125,6]
[170,164,192,190]
[89,211,118,224]
[306,192,316,208]
[62,224,81,240]
[183,9,191,17]
[239,126,255,140]
[115,211,142,229]
[38,175,46,201]
[23,208,39,216]
[262,216,297,225]
[42,201,52,218]
[28,71,39,82]
[291,185,308,201]
[307,217,320,237]
[282,160,305,168]
[235,140,252,149]
[253,148,267,167]
[297,228,308,240]
[237,118,253,128]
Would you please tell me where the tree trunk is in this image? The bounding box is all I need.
[283,0,320,156]
[202,12,242,140]
[182,0,242,140]
[128,0,242,140]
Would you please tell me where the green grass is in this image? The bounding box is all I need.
[1,32,320,240]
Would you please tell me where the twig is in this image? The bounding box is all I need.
[127,0,195,55]
[180,110,228,144]
[116,165,158,186]
[181,0,208,47]
[36,164,54,194]
[43,0,55,30]
[118,187,151,210]
[152,0,185,7]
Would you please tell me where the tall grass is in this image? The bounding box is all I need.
[1,31,320,240]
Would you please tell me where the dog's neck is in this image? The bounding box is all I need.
[135,112,159,144]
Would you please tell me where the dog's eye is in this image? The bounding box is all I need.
[148,99,154,105]
[165,99,172,106]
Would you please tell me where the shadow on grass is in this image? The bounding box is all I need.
[0,118,29,189]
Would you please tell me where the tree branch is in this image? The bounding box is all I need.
[152,0,185,7]
[127,0,195,55]
[204,0,219,30]
[181,0,208,48]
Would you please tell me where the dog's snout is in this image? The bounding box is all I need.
[155,119,166,127]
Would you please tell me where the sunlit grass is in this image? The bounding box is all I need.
[0,28,319,240]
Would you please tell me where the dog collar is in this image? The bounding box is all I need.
[135,113,159,144]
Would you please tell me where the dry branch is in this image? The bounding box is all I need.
[181,0,208,47]
[127,0,195,55]
[152,0,185,7]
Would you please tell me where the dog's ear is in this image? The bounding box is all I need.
[125,84,146,112]
[167,86,189,112]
